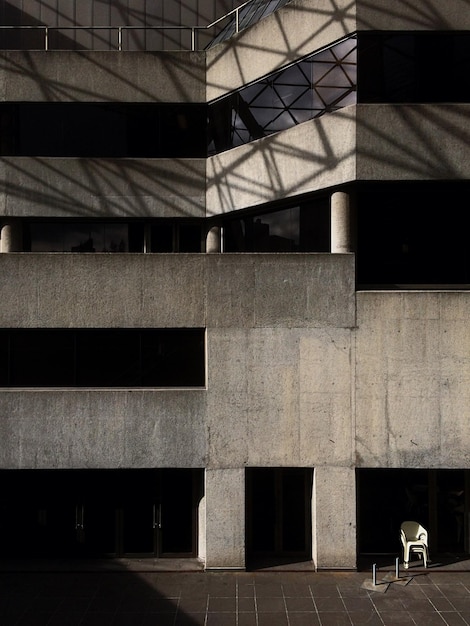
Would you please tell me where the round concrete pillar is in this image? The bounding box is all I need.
[1,221,22,252]
[331,192,351,253]
[206,226,221,253]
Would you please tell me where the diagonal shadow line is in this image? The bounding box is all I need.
[207,100,470,213]
[0,48,206,103]
[3,100,466,219]
[0,157,206,217]
[206,0,356,84]
[357,0,470,30]
[354,104,470,179]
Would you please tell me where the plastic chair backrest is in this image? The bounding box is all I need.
[401,520,428,545]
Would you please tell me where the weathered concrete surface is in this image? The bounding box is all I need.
[313,466,356,570]
[355,291,470,469]
[206,327,353,468]
[356,105,470,181]
[0,251,355,569]
[0,157,206,218]
[0,390,207,468]
[206,111,356,214]
[207,0,470,101]
[3,104,468,219]
[205,254,355,329]
[0,253,355,329]
[0,51,206,103]
[205,469,245,569]
[0,254,206,328]
[0,253,355,474]
[207,103,470,215]
[206,0,357,100]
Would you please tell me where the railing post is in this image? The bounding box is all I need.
[191,27,195,51]
[44,26,48,51]
[118,26,122,51]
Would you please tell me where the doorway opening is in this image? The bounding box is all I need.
[0,468,204,559]
[357,469,469,566]
[245,467,313,568]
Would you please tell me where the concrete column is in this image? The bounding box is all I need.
[331,191,351,253]
[206,226,221,253]
[0,221,22,252]
[313,466,356,569]
[205,468,245,569]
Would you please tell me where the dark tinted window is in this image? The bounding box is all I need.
[23,221,202,253]
[28,222,141,253]
[9,330,75,386]
[223,198,329,252]
[0,329,205,387]
[356,183,470,286]
[0,103,207,158]
[358,32,470,103]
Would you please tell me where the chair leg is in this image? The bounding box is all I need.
[403,545,411,569]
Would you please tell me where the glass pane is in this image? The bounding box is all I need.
[178,224,202,252]
[141,329,205,387]
[161,469,195,554]
[29,222,131,253]
[437,470,465,553]
[0,331,9,385]
[150,223,174,252]
[122,502,155,554]
[264,109,298,133]
[9,330,75,386]
[76,330,141,386]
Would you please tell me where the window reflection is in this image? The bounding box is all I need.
[29,223,136,253]
[223,198,329,252]
[25,221,202,253]
[208,36,357,154]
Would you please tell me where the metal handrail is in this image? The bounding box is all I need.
[0,0,257,51]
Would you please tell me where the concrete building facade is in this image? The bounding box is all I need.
[0,0,469,570]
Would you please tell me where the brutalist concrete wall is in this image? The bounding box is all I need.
[204,254,355,469]
[0,157,206,219]
[0,50,207,219]
[210,102,470,217]
[0,51,206,102]
[206,0,357,101]
[0,389,208,469]
[356,291,470,469]
[203,253,356,568]
[0,252,356,568]
[206,110,356,215]
[356,105,470,182]
[206,0,470,102]
[0,253,355,469]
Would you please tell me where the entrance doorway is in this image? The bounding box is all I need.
[0,468,203,559]
[246,467,313,566]
[357,469,469,558]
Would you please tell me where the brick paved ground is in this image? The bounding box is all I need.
[2,564,470,625]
